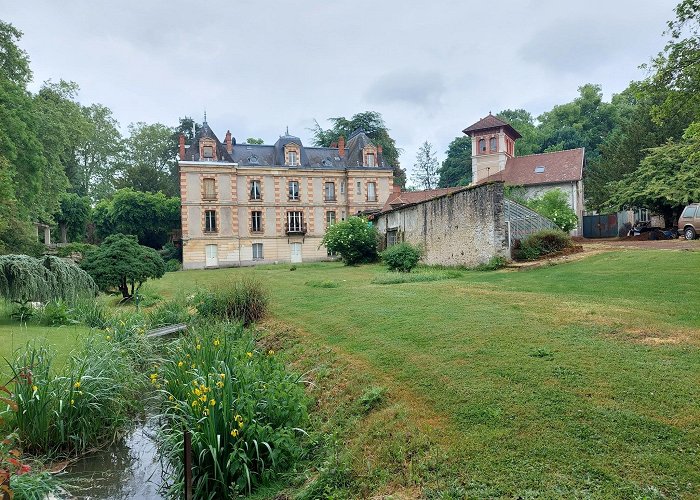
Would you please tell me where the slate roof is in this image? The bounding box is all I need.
[462,113,522,139]
[180,125,391,170]
[475,148,585,186]
[380,187,463,212]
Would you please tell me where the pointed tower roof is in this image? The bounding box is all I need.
[462,113,522,139]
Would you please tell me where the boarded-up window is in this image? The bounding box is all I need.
[203,178,216,200]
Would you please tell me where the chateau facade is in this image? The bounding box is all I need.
[178,122,394,269]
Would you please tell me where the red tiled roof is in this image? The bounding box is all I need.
[462,114,522,139]
[381,187,462,212]
[476,148,584,186]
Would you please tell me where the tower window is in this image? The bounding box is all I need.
[479,139,486,153]
[489,137,497,152]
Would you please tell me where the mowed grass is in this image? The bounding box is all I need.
[147,250,700,497]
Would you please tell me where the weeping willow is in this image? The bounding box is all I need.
[0,255,97,304]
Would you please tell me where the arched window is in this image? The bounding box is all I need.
[478,138,486,153]
[490,137,497,152]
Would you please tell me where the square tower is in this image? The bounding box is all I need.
[462,113,521,184]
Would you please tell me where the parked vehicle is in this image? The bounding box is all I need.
[677,203,700,240]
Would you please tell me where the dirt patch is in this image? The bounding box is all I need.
[577,237,700,251]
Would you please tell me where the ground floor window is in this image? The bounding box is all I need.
[252,243,263,260]
[387,229,398,247]
[326,210,336,228]
[287,211,303,232]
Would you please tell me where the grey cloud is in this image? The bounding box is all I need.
[366,70,446,108]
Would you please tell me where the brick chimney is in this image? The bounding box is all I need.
[225,130,233,154]
[392,183,401,194]
[338,136,345,157]
[178,134,186,160]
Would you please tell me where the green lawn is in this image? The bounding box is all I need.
[5,249,697,497]
[146,250,700,497]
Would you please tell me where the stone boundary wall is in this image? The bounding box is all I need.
[373,182,508,267]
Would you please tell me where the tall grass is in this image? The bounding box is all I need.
[194,278,268,325]
[155,323,308,498]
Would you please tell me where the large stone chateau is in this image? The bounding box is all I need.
[178,122,394,268]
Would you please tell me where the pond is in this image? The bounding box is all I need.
[59,416,167,499]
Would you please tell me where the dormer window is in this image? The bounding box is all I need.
[479,138,486,153]
[366,153,375,167]
[288,151,298,166]
[489,137,497,152]
[203,145,214,159]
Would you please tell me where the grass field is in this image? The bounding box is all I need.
[142,249,700,498]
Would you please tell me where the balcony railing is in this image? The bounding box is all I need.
[285,222,307,235]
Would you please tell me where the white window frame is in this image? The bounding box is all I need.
[326,210,336,227]
[204,210,217,232]
[288,151,298,166]
[251,211,262,232]
[367,182,376,202]
[252,243,263,260]
[324,182,336,201]
[250,180,261,200]
[366,152,375,167]
[287,211,303,232]
[288,180,299,201]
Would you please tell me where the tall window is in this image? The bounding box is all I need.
[479,138,486,153]
[340,181,345,194]
[288,151,298,166]
[203,145,214,159]
[387,229,398,247]
[251,211,262,232]
[356,181,361,195]
[326,210,336,227]
[366,153,375,167]
[250,180,261,200]
[204,210,217,232]
[367,182,377,202]
[324,182,336,201]
[489,137,497,152]
[252,243,264,260]
[288,180,299,201]
[287,211,303,233]
[203,178,216,200]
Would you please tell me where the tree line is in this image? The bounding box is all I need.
[0,20,194,255]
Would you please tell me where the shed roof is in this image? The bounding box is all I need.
[476,148,585,186]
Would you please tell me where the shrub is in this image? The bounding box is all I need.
[156,323,309,497]
[380,242,421,272]
[80,234,165,300]
[165,259,181,273]
[524,189,578,233]
[147,298,191,328]
[36,301,73,326]
[160,241,182,263]
[514,230,573,261]
[194,279,268,325]
[71,299,108,329]
[321,217,379,265]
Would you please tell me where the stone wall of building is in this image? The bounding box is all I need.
[374,182,508,267]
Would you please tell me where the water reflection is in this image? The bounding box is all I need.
[61,417,167,500]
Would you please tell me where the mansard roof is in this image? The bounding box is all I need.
[463,113,522,139]
[180,125,391,170]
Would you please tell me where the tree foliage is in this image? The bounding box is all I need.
[411,141,440,190]
[438,136,472,187]
[56,193,91,243]
[607,121,700,225]
[321,217,379,265]
[0,254,96,304]
[118,122,178,196]
[93,189,180,249]
[80,233,165,299]
[311,111,406,187]
[381,242,421,272]
[524,189,579,233]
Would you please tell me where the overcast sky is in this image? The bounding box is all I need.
[5,0,678,181]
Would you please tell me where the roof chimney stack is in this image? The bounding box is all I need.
[178,134,186,160]
[225,130,233,154]
[338,136,345,158]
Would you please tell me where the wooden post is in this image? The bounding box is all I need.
[183,429,192,500]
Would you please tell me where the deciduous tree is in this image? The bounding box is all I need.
[412,141,439,190]
[438,136,472,187]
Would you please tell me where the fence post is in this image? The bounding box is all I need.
[184,428,192,500]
